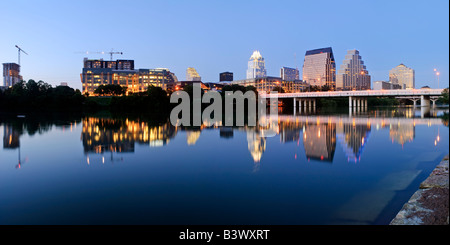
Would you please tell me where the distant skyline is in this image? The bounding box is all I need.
[1,0,448,90]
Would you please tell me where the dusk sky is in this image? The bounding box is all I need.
[1,0,448,90]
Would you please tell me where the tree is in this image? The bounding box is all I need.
[94,84,126,96]
[272,86,285,93]
[321,85,331,91]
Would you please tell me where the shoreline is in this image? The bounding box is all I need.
[390,155,449,225]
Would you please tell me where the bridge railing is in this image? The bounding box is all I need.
[260,89,444,98]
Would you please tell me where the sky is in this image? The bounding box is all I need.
[0,0,448,90]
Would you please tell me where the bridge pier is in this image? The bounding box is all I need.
[349,97,368,110]
[420,95,430,107]
[421,106,431,118]
[430,98,438,107]
[293,98,297,113]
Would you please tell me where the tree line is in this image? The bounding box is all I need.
[0,80,84,111]
[1,80,448,113]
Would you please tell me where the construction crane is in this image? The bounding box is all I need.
[107,49,123,61]
[76,49,123,60]
[15,45,28,66]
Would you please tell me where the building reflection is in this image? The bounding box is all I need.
[186,130,201,145]
[81,117,177,154]
[219,127,234,139]
[337,123,371,163]
[303,123,336,162]
[1,116,80,169]
[1,108,444,170]
[389,123,415,145]
[278,120,300,143]
[3,125,20,149]
[275,113,425,164]
[247,130,266,171]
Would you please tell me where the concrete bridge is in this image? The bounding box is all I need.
[260,89,444,110]
[276,114,443,126]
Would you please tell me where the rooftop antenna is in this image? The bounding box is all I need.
[15,45,28,66]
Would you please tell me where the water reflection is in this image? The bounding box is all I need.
[0,108,448,225]
[77,108,445,166]
[1,107,447,169]
[81,117,177,153]
[3,125,20,149]
[304,123,336,162]
[1,114,81,169]
[337,123,370,163]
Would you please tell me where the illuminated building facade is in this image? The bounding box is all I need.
[230,76,307,93]
[246,50,267,79]
[80,58,178,95]
[373,81,402,90]
[186,67,201,81]
[336,50,371,91]
[280,67,299,81]
[3,63,22,87]
[302,47,336,89]
[389,64,415,89]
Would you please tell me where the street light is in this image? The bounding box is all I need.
[434,69,440,89]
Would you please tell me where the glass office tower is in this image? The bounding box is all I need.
[246,50,267,79]
[389,64,415,89]
[186,67,201,81]
[302,47,336,89]
[336,50,371,90]
[280,66,299,81]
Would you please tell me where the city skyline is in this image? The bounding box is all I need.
[0,0,448,90]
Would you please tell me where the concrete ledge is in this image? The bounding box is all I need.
[390,155,449,225]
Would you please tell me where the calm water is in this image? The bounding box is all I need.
[0,107,448,225]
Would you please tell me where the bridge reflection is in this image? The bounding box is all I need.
[78,108,445,167]
[1,108,446,169]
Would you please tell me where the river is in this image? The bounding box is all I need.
[0,107,448,225]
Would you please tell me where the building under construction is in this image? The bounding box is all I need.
[80,58,178,95]
[3,63,22,87]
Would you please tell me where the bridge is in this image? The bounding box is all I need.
[260,89,444,110]
[276,114,443,126]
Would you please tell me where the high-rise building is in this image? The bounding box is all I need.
[246,50,267,79]
[373,81,402,90]
[219,72,233,82]
[80,58,177,95]
[280,67,299,81]
[302,47,336,89]
[83,58,134,70]
[230,76,307,93]
[389,64,415,89]
[336,50,371,91]
[3,63,22,87]
[186,67,201,81]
